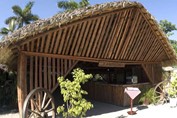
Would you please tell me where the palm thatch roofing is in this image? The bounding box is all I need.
[0,1,177,69]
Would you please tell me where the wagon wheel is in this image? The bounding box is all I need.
[153,80,170,105]
[22,87,56,118]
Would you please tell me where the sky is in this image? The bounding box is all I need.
[0,0,177,40]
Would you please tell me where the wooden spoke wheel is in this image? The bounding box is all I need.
[153,80,170,105]
[22,88,56,118]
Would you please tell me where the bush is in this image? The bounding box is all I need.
[139,88,155,105]
[0,71,17,108]
[57,68,93,118]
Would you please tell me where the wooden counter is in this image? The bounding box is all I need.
[83,82,152,106]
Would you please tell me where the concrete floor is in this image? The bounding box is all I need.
[85,100,177,118]
[1,100,176,118]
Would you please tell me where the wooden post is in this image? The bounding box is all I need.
[17,53,27,118]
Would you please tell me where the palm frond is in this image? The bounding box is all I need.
[58,0,79,10]
[23,1,34,15]
[0,27,9,35]
[5,16,17,24]
[79,0,90,8]
[8,19,16,31]
[12,5,23,17]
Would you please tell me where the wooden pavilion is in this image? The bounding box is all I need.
[0,1,177,116]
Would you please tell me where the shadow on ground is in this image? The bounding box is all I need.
[53,87,149,118]
[85,100,128,117]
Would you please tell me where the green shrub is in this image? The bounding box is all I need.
[139,88,155,105]
[57,68,93,118]
[0,71,17,107]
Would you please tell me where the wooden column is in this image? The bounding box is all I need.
[17,53,27,117]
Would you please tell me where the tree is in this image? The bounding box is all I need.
[5,1,39,29]
[0,19,16,36]
[159,20,177,37]
[57,0,90,11]
[57,68,93,118]
[159,20,177,53]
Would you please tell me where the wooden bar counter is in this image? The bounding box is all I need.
[84,82,152,106]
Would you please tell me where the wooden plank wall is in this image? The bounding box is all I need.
[142,64,162,85]
[84,82,152,106]
[26,56,78,94]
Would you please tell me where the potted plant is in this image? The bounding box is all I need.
[168,78,177,107]
[139,88,155,105]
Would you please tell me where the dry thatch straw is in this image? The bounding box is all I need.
[0,46,14,70]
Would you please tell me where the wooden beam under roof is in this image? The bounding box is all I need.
[22,51,161,65]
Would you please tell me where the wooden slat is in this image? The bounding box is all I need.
[40,36,46,53]
[57,59,61,77]
[128,16,145,60]
[111,9,131,59]
[64,60,68,73]
[30,57,33,91]
[108,11,129,58]
[117,10,138,59]
[74,22,87,56]
[49,31,57,53]
[52,58,56,88]
[117,10,141,59]
[70,24,82,55]
[27,42,30,51]
[44,33,52,53]
[39,57,42,88]
[44,57,48,89]
[62,27,72,55]
[132,21,148,60]
[36,38,40,52]
[138,9,171,59]
[17,6,136,47]
[58,28,68,54]
[17,53,27,116]
[35,56,38,88]
[86,18,101,57]
[146,40,160,61]
[52,60,78,93]
[65,25,77,55]
[150,43,162,61]
[22,51,161,64]
[90,16,107,57]
[153,47,165,61]
[105,12,123,58]
[30,40,34,52]
[98,13,114,58]
[141,35,156,60]
[53,30,62,54]
[82,19,96,56]
[48,57,52,90]
[78,21,91,56]
[94,16,109,58]
[103,13,122,58]
[61,59,64,75]
[136,27,152,60]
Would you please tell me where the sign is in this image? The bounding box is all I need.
[124,87,141,99]
[98,61,125,67]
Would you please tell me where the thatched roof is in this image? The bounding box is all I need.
[0,1,165,46]
[0,1,177,68]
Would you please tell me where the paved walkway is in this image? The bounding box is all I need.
[85,101,176,118]
[0,101,176,118]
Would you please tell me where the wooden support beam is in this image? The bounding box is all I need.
[21,51,160,64]
[17,53,27,118]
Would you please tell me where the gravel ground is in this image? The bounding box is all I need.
[0,102,176,118]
